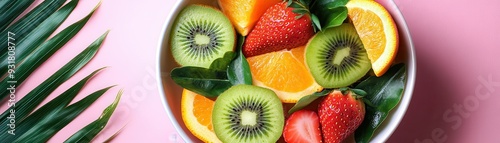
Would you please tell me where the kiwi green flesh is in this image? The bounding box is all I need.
[170,4,235,68]
[305,23,371,88]
[212,85,284,143]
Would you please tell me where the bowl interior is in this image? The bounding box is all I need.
[156,0,416,142]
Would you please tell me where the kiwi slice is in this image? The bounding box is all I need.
[212,85,284,142]
[170,4,235,68]
[305,23,371,88]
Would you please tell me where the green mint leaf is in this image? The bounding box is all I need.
[354,64,406,143]
[171,66,232,97]
[324,1,347,9]
[171,38,246,97]
[288,89,333,114]
[209,51,236,71]
[227,36,253,85]
[312,0,348,10]
[310,0,349,31]
[323,6,348,30]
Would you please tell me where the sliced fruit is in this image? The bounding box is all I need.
[283,110,322,143]
[346,0,399,77]
[243,2,315,57]
[318,90,365,143]
[305,23,371,88]
[170,4,235,68]
[212,85,284,143]
[180,89,221,143]
[218,0,281,36]
[247,46,323,103]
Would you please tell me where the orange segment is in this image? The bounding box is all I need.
[247,46,323,103]
[346,0,399,77]
[181,89,221,143]
[218,0,281,36]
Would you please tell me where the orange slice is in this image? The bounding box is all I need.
[346,0,399,77]
[218,0,281,36]
[247,46,323,103]
[181,89,222,143]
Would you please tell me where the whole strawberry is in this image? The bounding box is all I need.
[243,2,315,57]
[318,90,365,143]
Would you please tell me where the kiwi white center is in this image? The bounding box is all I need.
[194,34,210,45]
[240,110,257,126]
[332,47,351,65]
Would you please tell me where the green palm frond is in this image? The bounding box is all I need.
[0,0,65,55]
[0,0,35,31]
[0,0,121,142]
[65,90,123,143]
[0,0,76,76]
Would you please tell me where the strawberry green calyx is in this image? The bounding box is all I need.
[287,0,349,32]
[286,0,312,19]
[286,0,321,31]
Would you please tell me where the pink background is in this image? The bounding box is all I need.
[2,0,499,142]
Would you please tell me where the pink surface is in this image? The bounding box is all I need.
[2,0,499,142]
[390,0,500,143]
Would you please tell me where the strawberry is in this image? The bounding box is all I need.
[243,2,315,57]
[318,90,365,143]
[283,110,323,143]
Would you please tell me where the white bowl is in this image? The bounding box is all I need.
[156,0,416,142]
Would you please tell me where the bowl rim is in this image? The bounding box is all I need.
[155,0,416,142]
[155,0,191,141]
[368,0,416,142]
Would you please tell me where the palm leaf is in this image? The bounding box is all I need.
[0,0,79,78]
[0,0,66,55]
[0,30,108,138]
[0,1,14,11]
[0,67,106,140]
[0,29,107,126]
[0,0,35,31]
[65,90,123,143]
[21,68,106,124]
[102,122,128,143]
[0,0,123,142]
[14,86,115,142]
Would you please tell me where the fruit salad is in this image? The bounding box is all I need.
[168,0,406,142]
